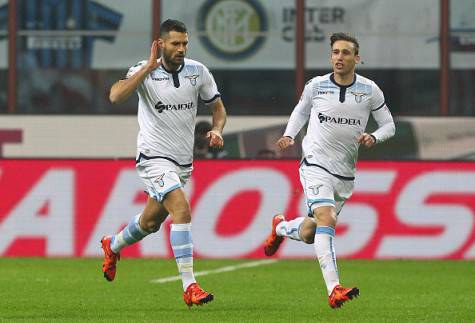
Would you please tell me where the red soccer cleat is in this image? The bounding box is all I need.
[183,283,214,308]
[328,284,359,309]
[101,236,120,282]
[263,214,285,256]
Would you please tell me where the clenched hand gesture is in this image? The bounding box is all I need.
[276,136,295,151]
[207,130,224,148]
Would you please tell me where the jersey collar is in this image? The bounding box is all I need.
[161,61,185,74]
[330,73,356,89]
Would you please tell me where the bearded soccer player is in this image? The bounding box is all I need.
[263,32,395,308]
[101,19,227,307]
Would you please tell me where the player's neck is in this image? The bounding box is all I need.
[161,58,181,73]
[332,72,355,86]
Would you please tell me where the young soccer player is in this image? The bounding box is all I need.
[264,32,395,308]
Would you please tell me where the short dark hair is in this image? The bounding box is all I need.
[159,19,187,37]
[330,32,359,55]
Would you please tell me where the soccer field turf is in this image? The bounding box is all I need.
[0,258,473,322]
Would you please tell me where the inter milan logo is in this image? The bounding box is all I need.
[350,91,366,103]
[185,74,199,86]
[197,0,268,61]
[309,184,323,195]
[155,173,165,187]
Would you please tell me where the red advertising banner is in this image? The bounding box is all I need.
[1,160,475,259]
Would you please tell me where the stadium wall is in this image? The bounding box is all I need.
[1,159,474,259]
[2,116,475,159]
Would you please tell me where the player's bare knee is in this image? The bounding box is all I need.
[171,205,192,223]
[313,207,337,227]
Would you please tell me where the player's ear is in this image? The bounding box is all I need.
[355,55,361,64]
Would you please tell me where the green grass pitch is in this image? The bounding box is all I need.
[0,258,474,322]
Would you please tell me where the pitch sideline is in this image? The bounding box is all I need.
[150,259,278,284]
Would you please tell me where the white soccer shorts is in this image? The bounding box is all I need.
[136,158,192,202]
[299,162,354,216]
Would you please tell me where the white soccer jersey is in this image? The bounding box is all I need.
[126,58,220,166]
[284,73,395,178]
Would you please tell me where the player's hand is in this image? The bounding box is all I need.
[145,40,161,72]
[276,136,294,151]
[358,133,376,148]
[207,130,224,148]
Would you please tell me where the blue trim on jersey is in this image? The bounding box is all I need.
[330,73,356,103]
[316,226,335,237]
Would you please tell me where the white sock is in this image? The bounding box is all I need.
[314,226,340,295]
[276,217,305,241]
[110,214,150,254]
[170,223,196,291]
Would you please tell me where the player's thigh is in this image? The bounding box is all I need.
[334,177,355,215]
[161,188,191,223]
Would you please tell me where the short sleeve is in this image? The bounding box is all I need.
[125,60,147,79]
[199,65,220,104]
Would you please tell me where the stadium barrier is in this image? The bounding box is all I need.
[1,159,474,259]
[2,116,475,160]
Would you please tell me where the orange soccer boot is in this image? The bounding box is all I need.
[328,284,359,309]
[183,283,214,308]
[263,214,285,256]
[101,236,120,282]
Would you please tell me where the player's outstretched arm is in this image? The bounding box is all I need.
[109,41,161,104]
[207,98,227,148]
[276,136,295,151]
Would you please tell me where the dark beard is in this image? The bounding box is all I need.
[162,55,181,72]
